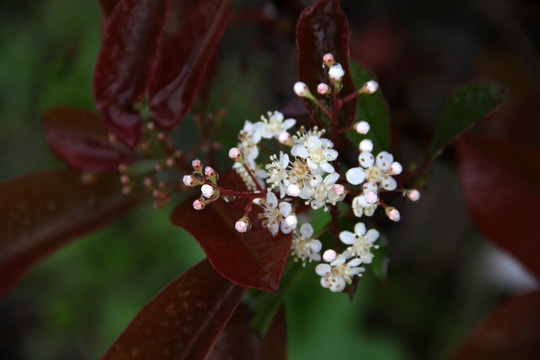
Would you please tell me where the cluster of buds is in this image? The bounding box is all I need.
[183,54,420,293]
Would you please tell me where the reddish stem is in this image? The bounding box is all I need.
[242,163,266,193]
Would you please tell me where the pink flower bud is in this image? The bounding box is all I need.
[294,81,312,98]
[144,177,154,187]
[157,132,166,140]
[328,63,345,81]
[365,191,378,204]
[389,162,403,175]
[147,122,155,131]
[406,189,421,202]
[235,218,251,233]
[201,184,215,198]
[359,139,374,153]
[228,147,242,160]
[354,121,370,134]
[332,184,345,196]
[120,174,130,184]
[183,175,194,187]
[277,131,292,145]
[323,249,337,263]
[118,163,128,172]
[363,80,379,94]
[154,163,163,171]
[166,157,175,167]
[287,183,301,197]
[204,166,216,178]
[122,186,131,194]
[386,207,401,222]
[317,83,330,94]
[193,199,205,210]
[192,159,202,170]
[323,53,335,66]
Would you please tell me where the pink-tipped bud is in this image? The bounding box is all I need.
[328,63,345,81]
[201,184,216,198]
[120,174,130,184]
[174,150,182,158]
[317,83,330,94]
[118,163,128,172]
[144,177,154,187]
[228,147,242,161]
[294,81,312,98]
[157,132,166,141]
[183,175,195,187]
[365,191,378,204]
[193,199,205,210]
[363,80,379,94]
[122,186,131,194]
[333,184,345,196]
[406,189,421,202]
[386,207,401,222]
[140,142,149,150]
[277,131,292,145]
[354,121,370,134]
[359,139,374,153]
[323,53,335,66]
[192,159,202,170]
[204,166,216,178]
[166,157,175,167]
[287,183,301,197]
[147,122,155,131]
[235,217,251,233]
[284,214,298,228]
[323,249,337,263]
[389,162,403,175]
[154,163,163,172]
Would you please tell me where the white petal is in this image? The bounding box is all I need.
[350,267,365,276]
[309,239,322,253]
[339,231,355,245]
[349,258,362,267]
[381,175,397,191]
[279,201,292,216]
[376,151,393,170]
[283,118,296,130]
[320,162,335,173]
[306,136,321,149]
[315,264,331,276]
[366,229,379,243]
[331,254,346,266]
[358,152,375,168]
[325,149,338,161]
[269,222,279,236]
[307,158,318,170]
[329,278,346,292]
[346,167,366,185]
[266,192,278,207]
[299,186,314,200]
[362,181,378,193]
[324,172,340,185]
[300,223,314,237]
[309,175,323,187]
[354,222,367,236]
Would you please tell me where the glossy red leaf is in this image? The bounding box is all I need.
[170,171,292,292]
[0,169,146,296]
[102,259,246,360]
[207,304,287,360]
[149,0,232,129]
[94,0,167,148]
[296,0,356,127]
[43,107,138,172]
[453,291,540,360]
[457,136,540,279]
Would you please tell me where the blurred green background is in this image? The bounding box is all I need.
[1,0,538,359]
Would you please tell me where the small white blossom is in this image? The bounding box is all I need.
[352,194,378,217]
[346,151,399,193]
[315,254,364,292]
[259,192,295,236]
[259,111,296,139]
[291,135,338,174]
[339,223,380,264]
[300,172,342,210]
[266,152,290,198]
[291,224,322,265]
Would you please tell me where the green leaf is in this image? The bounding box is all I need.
[429,80,508,157]
[349,60,391,153]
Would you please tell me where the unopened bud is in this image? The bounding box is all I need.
[365,191,378,204]
[277,131,292,145]
[406,189,421,202]
[118,163,128,172]
[389,162,403,175]
[294,81,313,98]
[235,217,251,233]
[284,214,298,228]
[154,163,163,172]
[328,63,345,81]
[228,147,242,161]
[193,199,205,210]
[192,159,202,171]
[323,53,335,66]
[317,83,330,94]
[287,183,301,197]
[204,166,216,179]
[147,122,155,131]
[354,121,370,134]
[183,175,195,187]
[201,184,216,198]
[166,157,175,167]
[359,139,374,153]
[386,207,401,222]
[157,132,166,140]
[120,174,130,184]
[122,186,131,194]
[332,184,345,196]
[323,249,337,263]
[363,80,379,94]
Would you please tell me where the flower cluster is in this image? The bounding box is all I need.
[183,53,420,293]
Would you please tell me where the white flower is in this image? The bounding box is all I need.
[339,223,380,264]
[236,120,262,168]
[291,223,322,265]
[260,192,295,236]
[291,135,338,174]
[352,194,378,217]
[315,254,364,292]
[266,152,290,198]
[346,151,399,193]
[259,111,296,139]
[300,172,342,210]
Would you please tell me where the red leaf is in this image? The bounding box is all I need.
[149,0,231,129]
[296,0,356,127]
[207,304,287,360]
[43,107,138,172]
[457,136,540,279]
[93,0,167,148]
[0,169,146,296]
[101,259,246,360]
[453,291,540,360]
[98,0,121,21]
[170,171,292,292]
